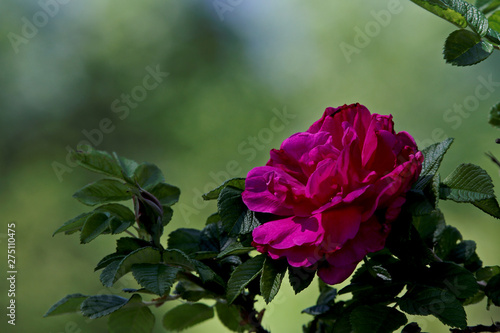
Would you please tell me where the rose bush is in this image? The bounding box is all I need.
[242,103,424,284]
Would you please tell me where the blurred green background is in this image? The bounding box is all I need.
[1,0,500,332]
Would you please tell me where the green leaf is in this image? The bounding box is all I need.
[95,253,125,271]
[163,249,196,270]
[100,247,162,287]
[288,266,316,294]
[167,228,201,254]
[485,274,500,306]
[332,315,353,333]
[260,257,287,304]
[482,0,500,14]
[113,153,139,181]
[215,302,243,332]
[440,163,495,202]
[410,0,468,28]
[302,304,331,316]
[73,179,132,206]
[369,265,392,282]
[116,237,152,254]
[448,240,477,263]
[81,295,130,319]
[134,163,165,190]
[217,241,255,259]
[107,297,155,333]
[414,138,454,190]
[149,183,180,206]
[476,265,500,282]
[217,186,260,235]
[227,255,266,304]
[435,225,463,259]
[472,197,500,218]
[203,177,246,200]
[350,305,407,333]
[489,103,500,128]
[193,260,225,287]
[95,203,135,222]
[443,29,493,66]
[80,212,113,244]
[163,303,214,331]
[317,285,337,305]
[412,210,446,244]
[398,286,466,328]
[44,294,88,317]
[427,262,479,298]
[53,213,91,236]
[72,146,124,179]
[131,263,179,296]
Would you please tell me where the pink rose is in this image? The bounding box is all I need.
[242,104,423,285]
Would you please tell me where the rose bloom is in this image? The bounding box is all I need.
[242,104,423,284]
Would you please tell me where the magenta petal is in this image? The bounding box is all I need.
[252,215,323,249]
[243,166,305,216]
[317,263,358,285]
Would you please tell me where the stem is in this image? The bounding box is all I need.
[124,229,138,238]
[235,294,269,333]
[450,322,500,333]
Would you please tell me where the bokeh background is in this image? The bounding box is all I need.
[1,0,500,332]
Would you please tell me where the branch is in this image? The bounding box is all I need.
[450,322,500,333]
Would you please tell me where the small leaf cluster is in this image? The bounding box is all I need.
[410,0,500,66]
[45,147,290,332]
[302,138,500,333]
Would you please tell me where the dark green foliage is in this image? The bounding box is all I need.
[48,146,500,333]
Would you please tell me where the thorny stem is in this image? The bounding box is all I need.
[450,322,500,333]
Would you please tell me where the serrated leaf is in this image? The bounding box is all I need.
[350,305,407,333]
[163,249,196,270]
[73,179,132,206]
[369,266,392,282]
[100,247,161,287]
[472,197,500,218]
[227,255,266,304]
[167,228,201,254]
[414,138,454,190]
[427,262,479,298]
[95,253,125,271]
[483,0,500,14]
[72,146,124,179]
[448,240,477,263]
[413,210,446,244]
[289,266,316,294]
[489,103,500,128]
[53,213,91,236]
[44,294,88,317]
[80,212,113,244]
[398,286,466,328]
[476,265,500,282]
[149,183,180,206]
[440,163,495,203]
[485,274,500,306]
[215,302,243,332]
[134,163,165,190]
[317,286,337,305]
[435,225,462,259]
[131,263,179,296]
[116,237,151,254]
[163,303,214,331]
[302,304,331,316]
[218,186,259,235]
[203,177,246,200]
[410,0,468,28]
[206,213,221,225]
[113,152,139,181]
[489,11,500,31]
[260,257,287,304]
[107,298,155,333]
[95,203,135,222]
[217,241,254,259]
[193,260,225,287]
[81,295,130,319]
[332,314,353,333]
[444,29,493,66]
